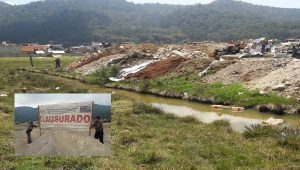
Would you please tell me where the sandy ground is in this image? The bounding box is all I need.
[249,58,300,98]
[202,58,278,84]
[14,122,111,156]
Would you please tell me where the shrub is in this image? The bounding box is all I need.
[132,102,162,115]
[243,124,279,139]
[277,127,300,151]
[87,65,121,85]
[180,116,199,123]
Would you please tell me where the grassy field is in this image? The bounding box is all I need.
[0,57,300,169]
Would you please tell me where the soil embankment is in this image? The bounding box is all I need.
[127,57,187,79]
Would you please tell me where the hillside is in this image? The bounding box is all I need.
[15,106,38,123]
[0,0,299,43]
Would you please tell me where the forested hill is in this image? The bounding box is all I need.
[0,0,299,43]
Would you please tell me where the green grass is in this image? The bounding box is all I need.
[85,64,121,85]
[1,57,300,169]
[109,78,298,109]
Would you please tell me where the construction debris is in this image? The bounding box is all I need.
[66,39,300,99]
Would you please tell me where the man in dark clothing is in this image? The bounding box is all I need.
[292,46,297,58]
[92,116,104,144]
[55,58,61,68]
[26,122,37,144]
[261,44,266,53]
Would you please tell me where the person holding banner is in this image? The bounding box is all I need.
[92,116,104,144]
[26,122,38,144]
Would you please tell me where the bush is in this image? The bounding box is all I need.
[211,120,231,128]
[244,125,300,150]
[277,127,300,151]
[87,65,121,85]
[243,124,279,139]
[180,116,198,123]
[132,102,162,115]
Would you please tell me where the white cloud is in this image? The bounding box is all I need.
[15,94,111,107]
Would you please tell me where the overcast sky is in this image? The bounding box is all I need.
[2,0,300,9]
[15,94,111,107]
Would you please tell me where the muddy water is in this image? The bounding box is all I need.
[45,74,300,132]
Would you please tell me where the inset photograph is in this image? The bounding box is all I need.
[14,93,111,156]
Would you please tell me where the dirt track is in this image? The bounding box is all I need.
[14,123,111,156]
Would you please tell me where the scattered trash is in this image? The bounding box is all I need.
[199,60,219,77]
[55,87,60,90]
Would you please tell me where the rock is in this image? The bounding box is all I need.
[262,117,284,126]
[0,94,8,97]
[272,84,286,91]
[259,90,267,95]
[172,50,186,57]
[284,82,292,86]
[232,107,245,112]
[55,87,60,90]
[183,93,188,99]
[211,105,231,109]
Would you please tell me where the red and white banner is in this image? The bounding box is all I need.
[39,102,92,131]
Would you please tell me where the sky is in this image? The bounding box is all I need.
[15,94,111,107]
[2,0,300,9]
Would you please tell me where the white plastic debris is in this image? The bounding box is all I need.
[199,60,219,77]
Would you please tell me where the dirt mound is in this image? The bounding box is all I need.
[249,59,300,98]
[172,57,214,78]
[67,43,224,76]
[127,57,187,79]
[74,54,127,75]
[202,58,283,85]
[23,129,107,156]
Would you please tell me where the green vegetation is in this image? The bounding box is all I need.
[0,57,300,169]
[108,78,298,109]
[0,0,300,43]
[86,65,121,85]
[244,125,300,151]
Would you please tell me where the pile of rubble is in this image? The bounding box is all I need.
[215,38,300,59]
[67,43,222,79]
[202,58,279,85]
[249,59,300,99]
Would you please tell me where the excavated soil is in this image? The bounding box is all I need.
[67,43,224,75]
[127,57,188,79]
[202,58,288,85]
[249,59,300,98]
[171,57,214,78]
